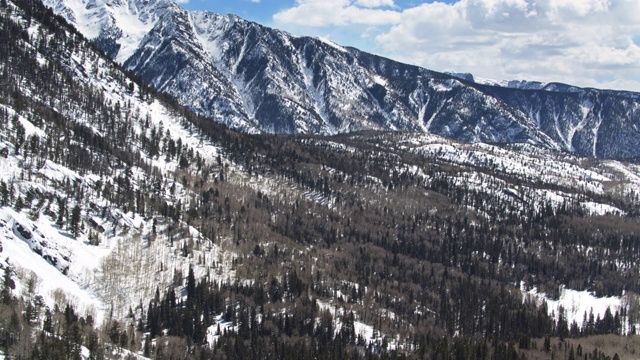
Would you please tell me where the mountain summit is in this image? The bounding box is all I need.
[44,0,640,160]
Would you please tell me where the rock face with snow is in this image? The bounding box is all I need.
[43,0,640,159]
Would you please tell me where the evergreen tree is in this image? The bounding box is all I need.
[0,180,8,206]
[56,196,66,228]
[12,118,25,154]
[69,204,81,236]
[13,195,23,211]
[543,337,551,353]
[109,320,120,344]
[186,266,196,301]
[1,266,15,303]
[43,308,53,333]
[557,306,569,341]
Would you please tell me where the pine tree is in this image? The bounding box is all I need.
[0,180,7,206]
[13,195,23,211]
[543,337,551,353]
[1,266,15,303]
[143,335,151,357]
[109,320,120,344]
[56,196,65,228]
[340,311,356,345]
[557,305,569,341]
[42,308,53,333]
[187,266,195,301]
[69,204,81,236]
[12,118,25,154]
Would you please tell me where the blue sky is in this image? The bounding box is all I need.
[181,1,442,23]
[179,0,457,52]
[182,0,287,24]
[179,0,640,92]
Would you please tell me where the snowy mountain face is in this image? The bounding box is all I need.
[42,0,640,161]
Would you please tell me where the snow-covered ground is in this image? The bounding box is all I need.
[521,283,639,333]
[316,299,403,351]
[1,207,108,322]
[389,133,639,216]
[0,194,236,324]
[206,313,237,347]
[0,11,239,325]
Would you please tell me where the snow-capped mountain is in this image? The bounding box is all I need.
[42,0,640,161]
[446,73,549,91]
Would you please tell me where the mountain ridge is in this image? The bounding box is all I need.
[41,0,640,160]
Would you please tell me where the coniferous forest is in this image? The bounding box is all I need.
[0,0,639,359]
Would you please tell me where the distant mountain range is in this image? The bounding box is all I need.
[44,0,640,160]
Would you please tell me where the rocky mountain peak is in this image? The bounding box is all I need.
[43,0,640,160]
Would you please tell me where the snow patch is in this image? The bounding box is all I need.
[317,37,347,53]
[522,284,622,329]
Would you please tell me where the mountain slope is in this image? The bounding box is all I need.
[0,0,246,325]
[42,0,640,161]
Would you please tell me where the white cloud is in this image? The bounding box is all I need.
[272,0,640,91]
[355,0,395,8]
[273,0,401,27]
[374,0,640,91]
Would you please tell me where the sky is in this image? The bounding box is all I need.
[179,0,640,92]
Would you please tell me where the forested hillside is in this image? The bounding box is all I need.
[0,0,640,359]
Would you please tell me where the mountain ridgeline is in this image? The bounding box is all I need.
[43,0,640,160]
